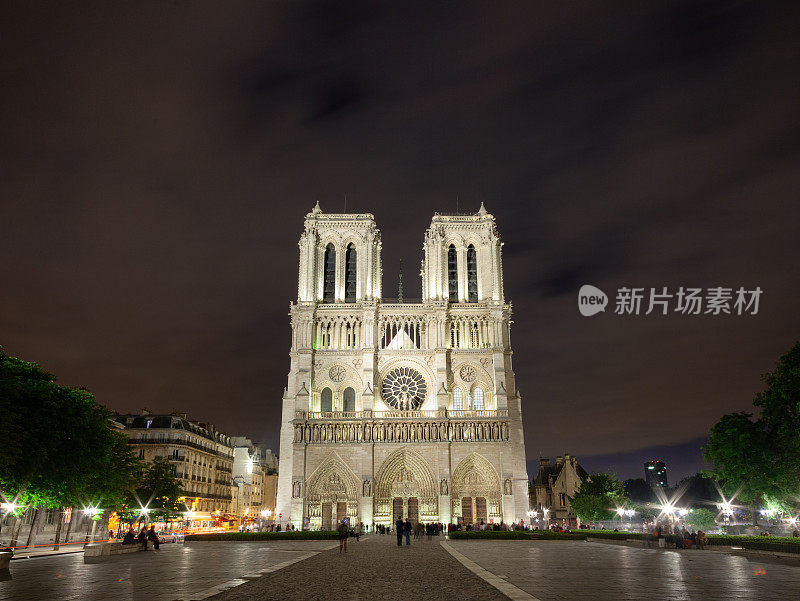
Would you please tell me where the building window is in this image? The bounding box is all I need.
[559,493,566,507]
[447,244,458,301]
[345,244,357,302]
[323,243,336,302]
[146,419,153,428]
[467,245,478,302]
[321,387,333,412]
[343,387,355,412]
[453,387,463,410]
[138,449,145,459]
[473,387,484,410]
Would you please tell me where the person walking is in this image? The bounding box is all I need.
[338,520,349,553]
[147,525,160,550]
[395,517,404,547]
[403,519,412,546]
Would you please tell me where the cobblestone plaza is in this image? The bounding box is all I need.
[2,537,798,601]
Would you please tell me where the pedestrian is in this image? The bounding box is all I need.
[355,522,362,542]
[403,519,412,546]
[395,517,404,547]
[674,525,683,549]
[696,530,707,550]
[138,527,148,551]
[337,520,349,553]
[147,525,160,550]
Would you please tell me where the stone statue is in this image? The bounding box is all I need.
[440,478,449,495]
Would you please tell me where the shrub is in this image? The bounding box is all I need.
[447,530,532,540]
[185,531,339,541]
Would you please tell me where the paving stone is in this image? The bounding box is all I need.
[447,539,800,601]
[210,533,506,601]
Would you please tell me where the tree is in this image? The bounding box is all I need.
[685,508,716,531]
[672,473,718,509]
[623,478,654,503]
[704,342,800,516]
[570,472,628,522]
[0,348,141,543]
[122,457,185,522]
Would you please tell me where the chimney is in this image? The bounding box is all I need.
[556,455,564,466]
[540,458,551,467]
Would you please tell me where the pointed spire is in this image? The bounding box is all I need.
[312,200,322,214]
[477,201,488,216]
[398,259,404,303]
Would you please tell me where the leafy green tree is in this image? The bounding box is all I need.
[673,473,719,509]
[704,342,800,516]
[570,472,628,522]
[122,456,185,522]
[0,348,141,510]
[623,478,654,503]
[685,508,716,531]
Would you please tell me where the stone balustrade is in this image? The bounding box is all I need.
[293,412,509,444]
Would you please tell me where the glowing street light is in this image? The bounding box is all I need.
[624,509,635,519]
[678,509,689,517]
[1,501,20,514]
[616,507,626,517]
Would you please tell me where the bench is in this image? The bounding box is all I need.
[0,552,10,570]
[84,542,143,558]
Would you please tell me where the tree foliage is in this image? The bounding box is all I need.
[0,348,141,510]
[121,456,185,521]
[703,342,800,509]
[570,472,628,522]
[685,508,716,531]
[623,478,654,503]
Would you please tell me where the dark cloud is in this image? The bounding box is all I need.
[1,1,799,477]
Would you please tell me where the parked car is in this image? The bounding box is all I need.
[156,532,185,543]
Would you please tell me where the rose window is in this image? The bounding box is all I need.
[381,367,427,411]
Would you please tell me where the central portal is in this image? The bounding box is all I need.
[373,448,439,525]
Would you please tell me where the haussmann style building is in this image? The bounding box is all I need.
[276,202,529,529]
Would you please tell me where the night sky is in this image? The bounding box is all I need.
[2,2,799,482]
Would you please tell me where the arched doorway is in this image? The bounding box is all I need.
[451,453,502,525]
[304,453,360,530]
[374,447,438,526]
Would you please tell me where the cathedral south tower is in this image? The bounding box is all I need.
[276,202,529,528]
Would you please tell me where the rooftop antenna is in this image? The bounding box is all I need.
[398,259,404,303]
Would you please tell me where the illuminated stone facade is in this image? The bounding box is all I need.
[276,202,528,528]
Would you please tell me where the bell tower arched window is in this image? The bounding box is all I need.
[343,387,355,412]
[323,244,336,302]
[467,244,478,302]
[447,244,458,302]
[345,243,357,302]
[320,387,333,412]
[453,387,463,410]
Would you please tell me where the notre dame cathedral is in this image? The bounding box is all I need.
[275,202,528,529]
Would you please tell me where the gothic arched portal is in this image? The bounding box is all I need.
[373,447,438,524]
